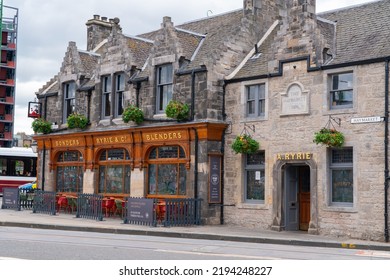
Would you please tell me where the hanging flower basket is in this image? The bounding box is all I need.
[165,100,190,121]
[122,104,144,124]
[231,134,260,154]
[67,112,88,129]
[313,128,345,147]
[31,118,52,134]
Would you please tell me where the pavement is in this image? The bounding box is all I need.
[1,202,390,252]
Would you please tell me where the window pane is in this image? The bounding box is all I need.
[148,164,156,194]
[57,166,83,193]
[107,149,125,160]
[158,146,178,158]
[104,92,111,117]
[246,152,265,165]
[149,148,157,159]
[99,166,105,193]
[332,169,353,203]
[246,170,264,200]
[157,164,177,195]
[116,74,125,91]
[106,166,123,193]
[124,165,131,194]
[104,76,111,92]
[116,91,124,116]
[179,164,186,195]
[332,148,353,164]
[333,73,353,90]
[247,100,255,115]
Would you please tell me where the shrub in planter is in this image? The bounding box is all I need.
[67,112,88,129]
[165,100,190,121]
[231,134,260,154]
[313,128,345,147]
[122,104,144,124]
[32,118,52,134]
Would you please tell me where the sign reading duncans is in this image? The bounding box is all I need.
[277,152,312,161]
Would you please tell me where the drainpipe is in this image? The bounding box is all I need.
[385,59,389,242]
[175,65,207,121]
[41,96,48,191]
[220,81,227,225]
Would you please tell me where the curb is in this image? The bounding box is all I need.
[2,221,390,252]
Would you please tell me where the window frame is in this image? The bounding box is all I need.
[146,146,187,198]
[329,147,354,207]
[63,81,76,123]
[329,72,353,110]
[246,84,265,118]
[55,150,84,193]
[156,64,173,114]
[244,151,265,203]
[97,148,131,195]
[114,72,125,118]
[102,75,112,119]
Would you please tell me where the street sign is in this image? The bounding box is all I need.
[350,116,383,124]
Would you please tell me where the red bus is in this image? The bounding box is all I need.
[0,147,37,193]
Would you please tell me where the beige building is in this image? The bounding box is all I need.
[223,0,390,242]
[32,0,390,242]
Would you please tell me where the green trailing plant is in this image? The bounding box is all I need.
[122,104,144,124]
[165,100,190,121]
[67,112,88,129]
[31,118,52,134]
[313,128,345,147]
[231,134,260,154]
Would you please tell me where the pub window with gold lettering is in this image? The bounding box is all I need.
[147,146,187,197]
[98,149,131,195]
[56,151,83,193]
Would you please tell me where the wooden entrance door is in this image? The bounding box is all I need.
[298,166,310,231]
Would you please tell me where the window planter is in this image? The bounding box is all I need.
[231,134,260,154]
[67,112,88,129]
[313,128,345,147]
[165,100,190,121]
[32,118,52,134]
[122,104,144,125]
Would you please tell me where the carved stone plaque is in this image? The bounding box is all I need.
[281,83,309,116]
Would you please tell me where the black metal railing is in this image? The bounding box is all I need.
[163,198,202,227]
[19,189,35,210]
[32,190,56,215]
[76,193,103,221]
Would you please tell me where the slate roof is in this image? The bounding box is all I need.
[137,10,243,71]
[78,51,100,73]
[232,0,390,80]
[319,0,390,65]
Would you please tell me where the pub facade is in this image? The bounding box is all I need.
[33,0,390,241]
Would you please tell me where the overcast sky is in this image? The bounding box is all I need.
[3,0,378,135]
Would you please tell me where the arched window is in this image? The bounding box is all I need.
[98,148,131,195]
[56,151,83,193]
[147,146,187,197]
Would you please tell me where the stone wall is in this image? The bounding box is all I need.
[224,60,387,241]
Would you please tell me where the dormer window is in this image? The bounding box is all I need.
[102,75,112,118]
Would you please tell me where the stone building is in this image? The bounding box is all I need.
[33,0,390,241]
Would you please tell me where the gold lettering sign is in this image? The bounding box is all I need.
[276,153,312,161]
[95,136,129,145]
[143,131,183,142]
[54,139,80,147]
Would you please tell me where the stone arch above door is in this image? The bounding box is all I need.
[271,158,318,235]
